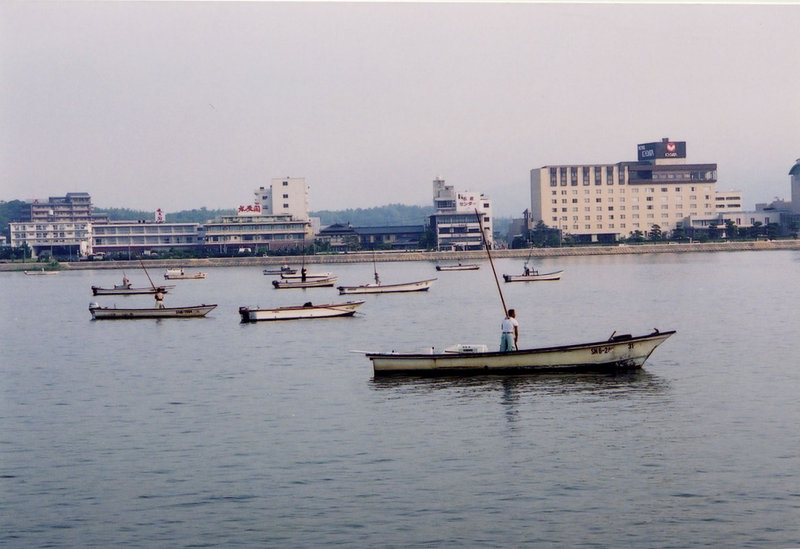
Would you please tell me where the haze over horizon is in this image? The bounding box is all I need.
[2,2,798,217]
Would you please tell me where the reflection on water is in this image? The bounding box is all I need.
[369,369,670,398]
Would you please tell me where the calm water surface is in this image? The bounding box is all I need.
[2,251,799,547]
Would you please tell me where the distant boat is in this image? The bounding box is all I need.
[164,268,207,280]
[92,284,174,296]
[92,272,174,295]
[503,269,563,282]
[337,278,437,295]
[272,276,338,289]
[89,303,217,320]
[24,268,59,275]
[436,263,479,271]
[338,250,437,294]
[263,264,297,275]
[239,300,365,322]
[365,330,675,376]
[280,270,332,280]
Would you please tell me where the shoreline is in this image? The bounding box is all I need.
[3,239,800,271]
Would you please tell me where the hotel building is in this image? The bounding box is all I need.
[204,177,313,253]
[9,193,94,258]
[429,177,493,250]
[91,219,204,257]
[530,138,733,242]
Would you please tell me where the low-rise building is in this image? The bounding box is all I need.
[91,219,203,257]
[204,213,312,254]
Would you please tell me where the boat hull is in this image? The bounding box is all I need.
[89,304,217,319]
[164,273,206,279]
[338,278,437,295]
[366,330,674,376]
[503,270,563,282]
[239,300,365,322]
[436,264,479,271]
[272,277,337,289]
[91,285,173,296]
[24,270,59,275]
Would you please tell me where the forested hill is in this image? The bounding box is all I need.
[310,204,433,226]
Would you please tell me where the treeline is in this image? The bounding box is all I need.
[95,207,236,224]
[310,204,433,226]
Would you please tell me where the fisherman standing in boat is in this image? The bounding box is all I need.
[500,309,519,351]
[154,289,166,308]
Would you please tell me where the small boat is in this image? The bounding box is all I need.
[164,268,207,280]
[92,284,174,296]
[436,263,480,271]
[337,278,437,295]
[503,269,563,282]
[239,300,365,322]
[280,270,333,280]
[89,303,217,320]
[24,268,59,275]
[272,276,338,289]
[338,250,437,295]
[263,264,297,275]
[365,329,675,376]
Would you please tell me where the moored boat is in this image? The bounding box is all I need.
[366,329,675,376]
[164,268,207,279]
[280,270,332,280]
[92,284,174,296]
[263,265,297,275]
[272,276,338,289]
[24,268,59,275]
[89,303,217,319]
[436,263,480,271]
[239,300,365,322]
[337,278,437,295]
[503,269,563,282]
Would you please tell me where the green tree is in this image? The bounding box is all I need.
[724,219,738,239]
[648,224,662,241]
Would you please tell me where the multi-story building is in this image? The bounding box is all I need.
[790,158,800,214]
[429,177,493,250]
[91,219,203,257]
[254,177,310,220]
[204,213,312,253]
[530,138,726,242]
[9,192,94,258]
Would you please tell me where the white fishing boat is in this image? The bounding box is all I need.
[272,276,338,289]
[338,250,437,294]
[239,300,365,322]
[280,270,333,280]
[164,268,207,280]
[338,278,437,295]
[436,263,480,271]
[24,268,59,275]
[263,264,297,275]
[92,284,174,296]
[89,303,217,319]
[365,330,675,376]
[503,269,563,282]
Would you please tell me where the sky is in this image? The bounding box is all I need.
[1,2,798,217]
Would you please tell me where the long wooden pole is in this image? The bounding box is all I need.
[475,209,508,317]
[139,258,157,290]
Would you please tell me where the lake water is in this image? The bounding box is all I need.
[2,251,799,547]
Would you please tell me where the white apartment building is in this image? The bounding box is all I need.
[10,220,91,259]
[429,177,493,250]
[91,220,203,256]
[530,138,729,242]
[254,177,309,221]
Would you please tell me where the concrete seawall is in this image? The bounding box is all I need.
[3,239,800,271]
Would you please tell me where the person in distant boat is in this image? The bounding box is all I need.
[154,289,166,309]
[523,263,531,276]
[500,309,519,352]
[301,267,307,282]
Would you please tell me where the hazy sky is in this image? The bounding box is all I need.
[2,2,798,217]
